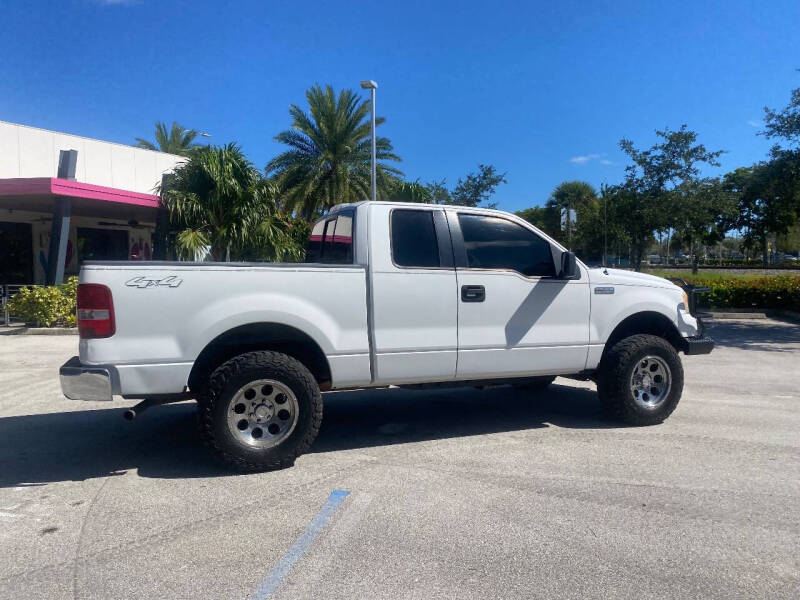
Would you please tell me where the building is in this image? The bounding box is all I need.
[0,120,185,286]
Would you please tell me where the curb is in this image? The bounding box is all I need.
[707,311,767,320]
[705,309,800,323]
[0,326,78,336]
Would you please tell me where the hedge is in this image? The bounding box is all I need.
[5,277,78,327]
[678,274,800,310]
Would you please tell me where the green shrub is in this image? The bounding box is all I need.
[679,274,800,310]
[6,276,78,327]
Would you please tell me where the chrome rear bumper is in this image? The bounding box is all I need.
[60,356,112,401]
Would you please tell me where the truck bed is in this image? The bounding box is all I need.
[78,261,371,395]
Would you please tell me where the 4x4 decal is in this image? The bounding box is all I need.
[125,275,183,289]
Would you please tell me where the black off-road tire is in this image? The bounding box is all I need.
[514,376,556,391]
[597,334,684,425]
[196,351,322,472]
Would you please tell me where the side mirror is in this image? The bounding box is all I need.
[559,251,579,279]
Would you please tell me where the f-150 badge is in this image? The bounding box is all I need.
[125,275,183,289]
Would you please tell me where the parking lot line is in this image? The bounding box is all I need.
[248,489,350,600]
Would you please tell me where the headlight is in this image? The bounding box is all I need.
[681,290,689,310]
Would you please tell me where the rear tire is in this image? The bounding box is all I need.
[597,334,683,425]
[196,351,322,472]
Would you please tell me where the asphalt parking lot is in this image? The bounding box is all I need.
[1,319,798,599]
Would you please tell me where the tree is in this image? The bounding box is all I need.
[722,163,799,266]
[389,179,433,203]
[420,164,507,208]
[267,84,402,218]
[763,77,800,149]
[449,164,507,208]
[161,144,304,262]
[425,179,452,205]
[671,177,735,272]
[135,121,200,156]
[617,125,724,270]
[516,206,557,236]
[547,181,597,250]
[758,75,800,252]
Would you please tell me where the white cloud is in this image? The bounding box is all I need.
[747,120,760,128]
[569,153,603,165]
[569,153,613,166]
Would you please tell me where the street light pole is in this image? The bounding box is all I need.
[360,80,378,202]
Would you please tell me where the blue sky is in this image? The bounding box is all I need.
[1,0,798,212]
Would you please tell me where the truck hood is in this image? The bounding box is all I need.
[588,267,677,290]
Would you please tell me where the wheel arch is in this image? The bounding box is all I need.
[601,311,686,364]
[188,322,332,393]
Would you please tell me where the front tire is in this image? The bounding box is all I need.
[197,351,322,472]
[597,334,683,425]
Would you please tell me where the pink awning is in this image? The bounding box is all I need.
[0,177,160,208]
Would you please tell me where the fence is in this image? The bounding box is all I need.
[1,284,26,326]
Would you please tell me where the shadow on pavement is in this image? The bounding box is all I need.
[312,383,611,453]
[706,319,800,353]
[0,383,612,486]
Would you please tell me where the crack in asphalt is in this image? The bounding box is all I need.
[72,476,111,600]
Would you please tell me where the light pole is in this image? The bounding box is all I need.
[360,80,378,202]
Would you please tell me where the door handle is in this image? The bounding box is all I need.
[461,284,485,302]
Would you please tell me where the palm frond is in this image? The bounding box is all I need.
[269,84,403,215]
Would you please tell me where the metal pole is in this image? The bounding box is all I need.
[370,87,376,202]
[603,192,607,267]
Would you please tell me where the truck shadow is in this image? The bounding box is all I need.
[0,382,615,487]
[312,383,612,453]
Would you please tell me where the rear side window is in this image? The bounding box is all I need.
[391,209,440,268]
[324,213,353,263]
[306,219,326,262]
[305,211,354,264]
[458,213,555,277]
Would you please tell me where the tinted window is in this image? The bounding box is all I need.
[325,213,353,263]
[305,211,354,264]
[306,219,326,262]
[458,214,555,277]
[391,209,440,268]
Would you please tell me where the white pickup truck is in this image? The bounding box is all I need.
[61,201,713,471]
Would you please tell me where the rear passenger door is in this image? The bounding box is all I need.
[370,207,458,384]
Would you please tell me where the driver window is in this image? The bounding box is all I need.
[458,213,555,277]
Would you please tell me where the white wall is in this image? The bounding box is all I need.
[0,120,186,195]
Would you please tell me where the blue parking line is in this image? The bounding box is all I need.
[248,489,350,600]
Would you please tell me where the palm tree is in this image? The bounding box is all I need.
[161,144,303,262]
[135,121,200,156]
[389,179,433,203]
[267,84,402,218]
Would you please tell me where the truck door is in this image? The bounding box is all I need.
[370,206,458,384]
[449,211,590,378]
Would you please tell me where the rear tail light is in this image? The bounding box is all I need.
[77,284,115,339]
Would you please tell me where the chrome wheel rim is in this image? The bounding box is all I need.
[629,356,672,410]
[226,379,299,448]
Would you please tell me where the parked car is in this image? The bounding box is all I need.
[60,202,713,471]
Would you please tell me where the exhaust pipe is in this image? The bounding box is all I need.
[122,392,194,421]
[123,399,154,421]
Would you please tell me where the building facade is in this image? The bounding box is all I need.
[0,120,185,286]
